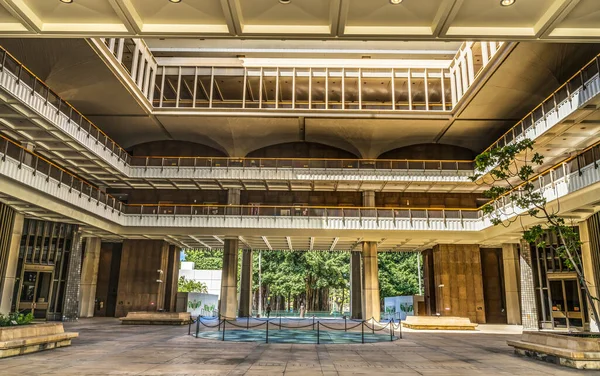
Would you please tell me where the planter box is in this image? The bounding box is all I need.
[508,331,600,369]
[402,316,477,330]
[0,322,78,358]
[120,311,191,325]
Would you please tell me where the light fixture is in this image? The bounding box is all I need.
[390,0,403,4]
[500,0,515,6]
[169,0,182,3]
[279,0,291,4]
[59,0,73,3]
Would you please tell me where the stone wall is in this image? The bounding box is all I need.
[433,244,486,323]
[115,240,169,317]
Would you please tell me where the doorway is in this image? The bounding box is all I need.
[18,268,53,319]
[549,275,587,330]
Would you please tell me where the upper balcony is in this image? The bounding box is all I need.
[0,44,598,193]
[93,39,503,116]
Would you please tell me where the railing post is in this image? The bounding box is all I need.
[222,319,226,341]
[313,315,315,330]
[266,320,269,344]
[344,316,347,332]
[195,317,200,338]
[317,321,320,345]
[361,321,365,344]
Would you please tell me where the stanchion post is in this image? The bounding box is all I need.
[266,320,269,344]
[188,319,192,335]
[218,314,221,332]
[361,321,365,344]
[371,318,374,334]
[399,319,403,339]
[279,316,282,330]
[312,315,315,330]
[390,322,393,342]
[222,319,226,341]
[344,316,347,332]
[195,318,200,338]
[247,316,250,330]
[317,321,320,345]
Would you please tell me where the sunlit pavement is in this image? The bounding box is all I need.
[0,318,590,375]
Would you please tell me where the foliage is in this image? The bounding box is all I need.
[183,250,223,269]
[0,312,35,327]
[378,252,421,298]
[471,138,600,328]
[178,276,208,293]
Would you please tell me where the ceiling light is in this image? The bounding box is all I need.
[279,0,291,4]
[390,0,403,4]
[500,0,515,6]
[59,0,73,3]
[169,0,182,3]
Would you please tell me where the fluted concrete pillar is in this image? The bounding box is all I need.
[362,241,380,321]
[219,238,239,319]
[239,249,252,317]
[502,244,521,325]
[79,237,102,318]
[0,210,24,315]
[350,251,362,319]
[580,220,600,332]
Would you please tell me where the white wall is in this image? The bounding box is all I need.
[179,262,222,298]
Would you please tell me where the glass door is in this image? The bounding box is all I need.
[17,269,53,319]
[549,276,587,331]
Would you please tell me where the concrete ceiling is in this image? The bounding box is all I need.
[0,0,598,41]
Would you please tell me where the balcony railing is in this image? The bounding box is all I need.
[0,46,131,166]
[2,129,600,234]
[483,54,600,154]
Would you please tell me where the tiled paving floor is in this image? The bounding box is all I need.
[0,318,594,375]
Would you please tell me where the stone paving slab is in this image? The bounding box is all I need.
[0,318,594,375]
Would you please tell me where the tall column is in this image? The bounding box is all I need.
[502,244,521,325]
[79,237,102,318]
[580,219,600,332]
[421,249,436,316]
[519,239,539,330]
[219,238,239,319]
[239,249,253,317]
[164,245,181,313]
[62,231,83,321]
[362,241,380,321]
[0,208,24,315]
[350,251,362,319]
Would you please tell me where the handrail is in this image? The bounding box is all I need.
[0,45,130,164]
[482,53,600,154]
[131,155,473,163]
[3,128,600,217]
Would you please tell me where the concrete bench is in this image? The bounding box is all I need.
[0,322,78,358]
[120,311,191,325]
[508,331,600,369]
[402,316,478,330]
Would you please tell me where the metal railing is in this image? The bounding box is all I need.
[130,155,475,172]
[0,46,131,166]
[483,53,600,154]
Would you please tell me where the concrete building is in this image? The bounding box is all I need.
[0,0,598,333]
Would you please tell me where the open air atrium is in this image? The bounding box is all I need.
[0,0,600,374]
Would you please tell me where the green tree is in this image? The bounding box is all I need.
[183,250,223,269]
[471,138,600,328]
[378,252,421,298]
[178,276,208,293]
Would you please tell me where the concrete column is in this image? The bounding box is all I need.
[219,238,239,319]
[62,231,83,321]
[79,237,102,318]
[0,212,24,315]
[362,241,380,321]
[502,244,521,325]
[350,251,362,319]
[580,221,600,332]
[238,249,253,317]
[519,239,539,330]
[22,142,34,166]
[362,190,375,207]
